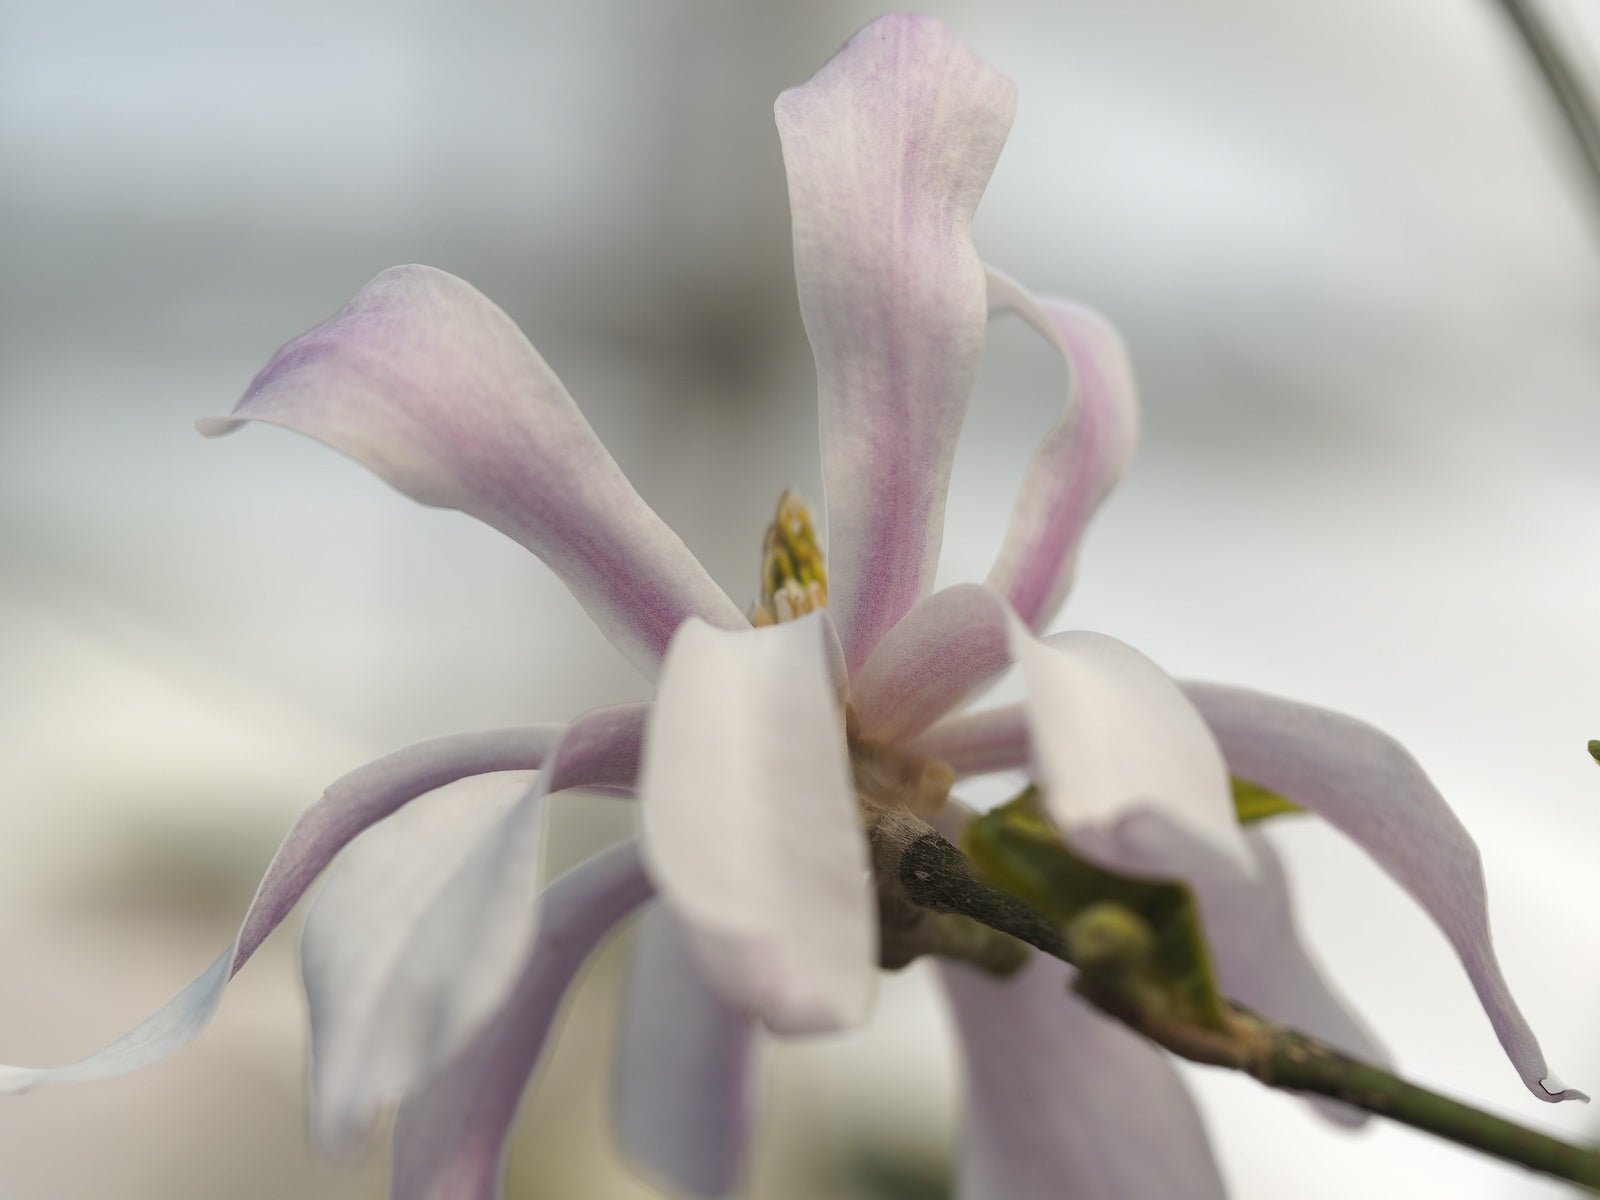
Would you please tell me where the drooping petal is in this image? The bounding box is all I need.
[984,269,1139,631]
[391,842,652,1200]
[1181,682,1585,1103]
[301,772,543,1156]
[939,955,1226,1200]
[1012,629,1251,875]
[301,703,647,1154]
[198,266,744,680]
[0,726,560,1093]
[775,14,1018,674]
[614,905,761,1198]
[850,584,1011,745]
[639,614,875,1034]
[905,703,1029,780]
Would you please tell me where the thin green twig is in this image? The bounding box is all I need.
[888,823,1600,1192]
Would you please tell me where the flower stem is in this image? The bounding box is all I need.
[1082,975,1600,1190]
[890,825,1600,1191]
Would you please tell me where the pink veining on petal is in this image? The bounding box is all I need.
[776,15,1018,674]
[200,266,744,680]
[984,269,1139,632]
[850,583,1012,745]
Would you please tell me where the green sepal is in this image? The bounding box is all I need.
[962,788,1229,1032]
[1232,777,1302,824]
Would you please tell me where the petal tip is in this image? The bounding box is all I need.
[195,415,240,438]
[1539,1074,1589,1103]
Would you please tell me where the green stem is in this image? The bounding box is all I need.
[888,825,1600,1192]
[1083,976,1600,1190]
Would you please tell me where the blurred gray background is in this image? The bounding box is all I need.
[2,0,1599,1196]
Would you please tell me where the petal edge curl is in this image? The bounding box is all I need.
[1182,682,1586,1103]
[200,265,744,680]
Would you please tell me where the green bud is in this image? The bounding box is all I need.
[1066,901,1156,978]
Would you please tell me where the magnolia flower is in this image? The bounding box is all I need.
[2,14,1580,1200]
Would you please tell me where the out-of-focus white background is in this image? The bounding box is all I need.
[2,0,1598,1196]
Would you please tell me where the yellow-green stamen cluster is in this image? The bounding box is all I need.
[750,488,828,625]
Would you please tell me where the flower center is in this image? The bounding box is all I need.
[749,488,827,625]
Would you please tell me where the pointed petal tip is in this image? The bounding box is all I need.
[194,415,238,438]
[1016,627,1254,880]
[1539,1074,1588,1103]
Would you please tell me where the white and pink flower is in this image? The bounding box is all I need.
[2,15,1578,1200]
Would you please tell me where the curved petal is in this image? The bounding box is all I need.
[850,584,1011,746]
[775,14,1017,674]
[301,703,647,1154]
[614,905,761,1197]
[1181,682,1585,1103]
[391,842,652,1200]
[939,955,1225,1200]
[199,266,744,680]
[639,614,875,1034]
[905,703,1029,780]
[1014,629,1251,876]
[0,726,560,1094]
[984,270,1139,631]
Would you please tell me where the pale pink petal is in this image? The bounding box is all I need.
[639,614,875,1034]
[905,703,1029,779]
[391,842,652,1200]
[1182,682,1585,1103]
[614,905,760,1197]
[984,269,1139,631]
[1013,629,1251,876]
[940,955,1225,1200]
[0,726,559,1093]
[775,14,1017,674]
[199,266,743,680]
[850,584,1011,745]
[301,704,647,1154]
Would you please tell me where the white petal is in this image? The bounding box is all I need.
[639,614,875,1034]
[850,584,1012,745]
[301,703,648,1154]
[200,265,744,680]
[984,269,1139,631]
[776,14,1017,674]
[1183,682,1585,1103]
[615,905,761,1197]
[391,843,653,1200]
[940,955,1226,1200]
[301,772,541,1156]
[1015,629,1251,876]
[0,726,560,1093]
